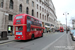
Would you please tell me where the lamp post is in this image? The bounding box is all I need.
[63,12,69,33]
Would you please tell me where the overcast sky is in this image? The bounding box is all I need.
[52,0,75,27]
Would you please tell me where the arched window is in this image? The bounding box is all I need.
[32,1,34,7]
[0,0,4,8]
[37,12,38,18]
[26,7,29,14]
[45,9,46,13]
[9,0,13,9]
[42,14,44,20]
[45,16,46,20]
[32,10,34,16]
[47,16,48,21]
[43,15,44,20]
[40,13,41,19]
[26,0,29,4]
[39,0,41,3]
[40,6,41,10]
[37,4,38,9]
[19,4,22,12]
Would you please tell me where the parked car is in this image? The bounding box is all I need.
[70,28,75,41]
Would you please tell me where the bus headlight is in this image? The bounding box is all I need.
[15,36,16,37]
[22,36,23,38]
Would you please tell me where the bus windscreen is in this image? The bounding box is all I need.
[16,16,23,19]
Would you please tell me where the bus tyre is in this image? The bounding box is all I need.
[31,34,34,40]
[41,33,43,37]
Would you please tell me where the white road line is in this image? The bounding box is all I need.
[42,33,65,50]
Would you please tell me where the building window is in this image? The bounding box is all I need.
[47,16,48,21]
[32,10,34,16]
[9,14,13,21]
[43,8,44,12]
[40,6,41,10]
[39,0,41,3]
[42,15,44,20]
[32,1,34,7]
[42,8,43,12]
[0,0,4,8]
[37,4,38,9]
[37,12,38,18]
[40,13,41,19]
[43,15,44,20]
[26,7,29,14]
[9,0,13,9]
[37,0,38,2]
[45,16,46,20]
[19,4,22,12]
[26,0,29,4]
[45,9,46,13]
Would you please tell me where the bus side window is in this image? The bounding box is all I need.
[37,29,38,31]
[34,28,36,31]
[37,29,40,31]
[16,26,23,31]
[27,16,31,20]
[40,29,41,31]
[27,23,31,32]
[31,18,34,21]
[31,28,34,31]
[34,19,36,22]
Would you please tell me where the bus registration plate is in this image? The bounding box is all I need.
[18,37,20,38]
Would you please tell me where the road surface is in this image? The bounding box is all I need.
[0,32,74,50]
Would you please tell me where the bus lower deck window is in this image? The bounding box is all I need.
[16,26,23,31]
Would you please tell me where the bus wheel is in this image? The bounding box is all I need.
[31,34,34,40]
[41,33,43,37]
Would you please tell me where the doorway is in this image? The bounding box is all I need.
[7,25,13,35]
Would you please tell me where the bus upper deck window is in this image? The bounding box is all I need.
[16,26,23,31]
[27,16,31,20]
[16,16,23,19]
[34,19,36,22]
[31,18,34,21]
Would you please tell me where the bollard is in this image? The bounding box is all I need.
[0,31,8,40]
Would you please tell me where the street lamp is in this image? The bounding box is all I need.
[63,12,69,33]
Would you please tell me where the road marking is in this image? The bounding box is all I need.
[0,41,14,45]
[42,33,65,50]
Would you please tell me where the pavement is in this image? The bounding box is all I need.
[0,36,14,44]
[0,32,57,44]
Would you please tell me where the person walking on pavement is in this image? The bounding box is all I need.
[66,29,69,33]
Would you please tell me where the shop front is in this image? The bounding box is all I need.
[51,24,55,32]
[42,22,45,33]
[7,25,13,36]
[45,23,50,33]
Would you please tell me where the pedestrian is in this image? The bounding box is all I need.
[66,29,68,33]
[47,31,48,33]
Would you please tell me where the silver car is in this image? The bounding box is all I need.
[70,29,75,41]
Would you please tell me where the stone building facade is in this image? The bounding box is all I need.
[0,0,57,35]
[36,0,57,32]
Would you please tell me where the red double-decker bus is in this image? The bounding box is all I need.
[59,27,64,32]
[13,14,43,40]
